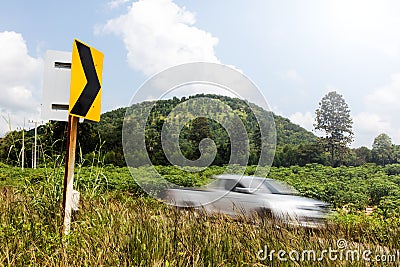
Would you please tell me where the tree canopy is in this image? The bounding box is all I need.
[314,91,353,166]
[372,133,392,166]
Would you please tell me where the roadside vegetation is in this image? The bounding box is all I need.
[1,163,400,266]
[1,93,400,265]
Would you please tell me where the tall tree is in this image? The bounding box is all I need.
[372,133,392,166]
[188,117,212,160]
[392,145,400,164]
[353,146,372,166]
[314,91,353,166]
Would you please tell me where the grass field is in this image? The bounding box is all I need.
[1,164,400,266]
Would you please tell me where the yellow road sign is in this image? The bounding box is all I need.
[69,39,104,122]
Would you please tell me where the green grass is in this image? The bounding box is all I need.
[1,164,400,266]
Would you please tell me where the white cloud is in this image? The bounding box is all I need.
[350,73,400,147]
[353,112,391,134]
[327,0,400,58]
[108,0,130,9]
[281,69,304,85]
[0,31,42,136]
[352,112,395,148]
[289,111,314,132]
[364,73,400,112]
[2,86,35,111]
[377,42,400,58]
[100,0,219,76]
[0,31,42,112]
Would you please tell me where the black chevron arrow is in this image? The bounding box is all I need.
[70,40,101,117]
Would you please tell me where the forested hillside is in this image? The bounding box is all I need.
[0,94,320,167]
[3,94,397,167]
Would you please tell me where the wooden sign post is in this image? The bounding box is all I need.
[61,39,103,236]
[62,39,104,235]
[62,115,79,235]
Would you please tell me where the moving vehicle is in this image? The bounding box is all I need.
[165,174,331,227]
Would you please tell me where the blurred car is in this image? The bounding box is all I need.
[165,174,331,227]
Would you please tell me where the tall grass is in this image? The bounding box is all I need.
[1,166,400,266]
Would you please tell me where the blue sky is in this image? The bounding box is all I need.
[1,0,400,148]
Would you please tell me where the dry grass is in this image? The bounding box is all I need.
[1,184,399,266]
[0,164,399,266]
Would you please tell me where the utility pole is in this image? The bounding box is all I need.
[17,122,25,171]
[22,118,25,170]
[29,120,40,169]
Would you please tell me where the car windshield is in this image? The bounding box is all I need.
[259,180,298,195]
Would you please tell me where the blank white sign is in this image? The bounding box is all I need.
[41,50,72,122]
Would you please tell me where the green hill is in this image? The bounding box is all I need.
[0,94,318,167]
[95,94,316,166]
